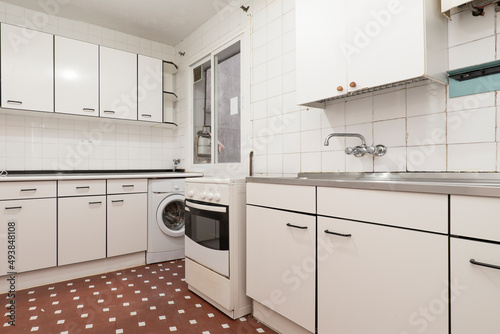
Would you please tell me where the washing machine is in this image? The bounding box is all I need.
[146,178,186,264]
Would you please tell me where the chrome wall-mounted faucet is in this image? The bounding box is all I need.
[324,132,387,157]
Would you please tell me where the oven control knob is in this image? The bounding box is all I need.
[200,191,207,199]
[214,193,221,202]
[207,192,214,200]
[187,190,194,198]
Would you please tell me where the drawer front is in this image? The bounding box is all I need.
[246,183,316,214]
[107,179,147,194]
[451,195,500,242]
[0,181,56,200]
[451,238,500,334]
[317,187,448,233]
[58,180,106,197]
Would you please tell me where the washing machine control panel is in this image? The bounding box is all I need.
[185,182,229,205]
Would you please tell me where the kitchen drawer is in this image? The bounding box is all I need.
[451,195,500,242]
[58,180,106,197]
[107,179,147,194]
[317,187,448,234]
[246,183,316,214]
[0,181,56,200]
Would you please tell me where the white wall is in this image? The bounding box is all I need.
[0,1,180,171]
[175,0,500,176]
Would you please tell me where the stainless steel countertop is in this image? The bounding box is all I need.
[0,171,204,182]
[246,173,500,197]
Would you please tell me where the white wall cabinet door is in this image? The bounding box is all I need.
[138,55,163,122]
[296,0,347,105]
[345,0,425,92]
[0,24,53,112]
[451,238,500,334]
[55,36,99,117]
[317,216,448,334]
[0,198,56,276]
[246,205,316,333]
[100,46,138,120]
[107,193,147,257]
[58,196,106,266]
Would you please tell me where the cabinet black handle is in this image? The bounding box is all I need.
[470,258,500,271]
[141,114,152,117]
[122,185,134,188]
[324,230,352,237]
[5,206,22,210]
[76,186,90,189]
[7,100,22,105]
[112,200,124,203]
[103,110,115,114]
[83,108,95,111]
[286,223,308,230]
[89,201,102,205]
[20,188,37,192]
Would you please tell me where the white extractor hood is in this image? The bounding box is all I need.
[442,0,468,12]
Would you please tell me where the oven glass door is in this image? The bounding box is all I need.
[185,199,230,277]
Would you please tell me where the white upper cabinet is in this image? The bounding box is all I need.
[0,23,54,112]
[296,0,448,107]
[100,46,138,120]
[55,36,99,117]
[138,55,163,122]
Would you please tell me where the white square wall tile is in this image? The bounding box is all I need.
[252,27,267,49]
[373,89,406,121]
[406,83,446,117]
[448,92,495,112]
[267,96,283,117]
[407,114,446,146]
[253,155,267,174]
[323,101,346,128]
[300,130,322,152]
[282,111,300,133]
[267,154,283,174]
[301,108,322,131]
[267,134,283,154]
[300,152,321,172]
[373,119,406,148]
[346,154,373,173]
[447,107,495,144]
[267,0,283,23]
[448,142,496,172]
[345,96,372,125]
[374,147,406,172]
[283,153,300,174]
[449,36,495,70]
[449,5,495,48]
[345,123,372,147]
[252,100,267,120]
[283,132,300,153]
[267,17,283,42]
[321,151,345,172]
[407,145,447,172]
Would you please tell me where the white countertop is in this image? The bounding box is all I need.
[0,171,204,182]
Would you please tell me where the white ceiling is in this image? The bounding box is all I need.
[2,0,234,46]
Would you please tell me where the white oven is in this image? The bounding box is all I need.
[184,178,251,319]
[185,199,229,277]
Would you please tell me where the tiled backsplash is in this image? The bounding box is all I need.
[175,0,500,176]
[0,1,179,171]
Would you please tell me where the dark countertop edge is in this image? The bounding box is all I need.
[3,169,184,175]
[0,171,204,182]
[246,176,500,198]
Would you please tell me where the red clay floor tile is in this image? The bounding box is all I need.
[1,259,277,334]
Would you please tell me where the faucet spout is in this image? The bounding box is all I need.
[324,132,366,146]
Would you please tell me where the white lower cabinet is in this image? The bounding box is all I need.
[451,238,500,334]
[246,205,316,333]
[58,196,106,266]
[0,198,56,276]
[317,216,449,334]
[107,193,147,257]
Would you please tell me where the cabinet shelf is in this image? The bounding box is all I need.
[163,91,178,102]
[163,61,178,75]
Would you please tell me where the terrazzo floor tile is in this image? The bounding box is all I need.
[1,259,276,334]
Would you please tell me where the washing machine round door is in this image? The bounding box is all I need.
[156,194,185,237]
